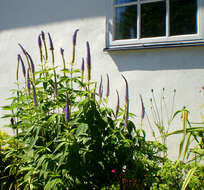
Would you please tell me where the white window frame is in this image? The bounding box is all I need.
[105,0,204,50]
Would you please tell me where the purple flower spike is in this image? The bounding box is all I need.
[86,41,91,81]
[27,68,31,94]
[65,96,70,122]
[41,31,45,41]
[139,94,145,120]
[115,90,120,119]
[38,35,42,49]
[60,48,64,56]
[18,54,26,78]
[122,75,129,128]
[122,75,129,105]
[106,74,110,97]
[18,43,27,55]
[73,29,79,46]
[48,32,54,50]
[31,81,38,106]
[26,52,35,74]
[81,58,84,74]
[99,76,103,98]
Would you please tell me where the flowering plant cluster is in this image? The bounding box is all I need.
[0,30,203,190]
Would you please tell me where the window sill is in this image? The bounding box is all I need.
[104,41,204,52]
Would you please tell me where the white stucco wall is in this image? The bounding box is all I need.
[0,0,204,159]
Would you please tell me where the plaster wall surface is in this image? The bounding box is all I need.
[0,0,204,159]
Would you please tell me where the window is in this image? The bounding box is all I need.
[106,0,204,50]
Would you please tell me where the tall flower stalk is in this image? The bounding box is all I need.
[115,90,120,119]
[81,58,85,84]
[48,33,58,99]
[106,74,110,98]
[31,81,38,106]
[26,52,35,82]
[38,34,45,77]
[139,94,145,128]
[41,31,48,61]
[122,75,129,129]
[99,76,103,99]
[18,44,31,71]
[27,68,31,95]
[70,29,79,89]
[65,95,70,122]
[17,54,26,79]
[60,48,66,77]
[72,29,79,64]
[48,32,54,66]
[86,41,91,90]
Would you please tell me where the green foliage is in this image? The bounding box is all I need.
[150,161,204,190]
[166,107,204,162]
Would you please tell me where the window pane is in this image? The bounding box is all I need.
[170,0,197,36]
[115,0,137,5]
[141,1,166,38]
[114,5,137,40]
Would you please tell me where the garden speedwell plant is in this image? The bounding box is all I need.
[1,30,165,190]
[1,30,203,190]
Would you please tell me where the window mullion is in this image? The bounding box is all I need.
[166,0,170,37]
[114,2,138,8]
[112,1,116,40]
[137,0,141,39]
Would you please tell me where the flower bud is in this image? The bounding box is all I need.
[73,29,79,46]
[86,42,91,81]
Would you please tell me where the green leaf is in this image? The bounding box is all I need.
[165,127,204,136]
[44,178,63,190]
[181,167,197,190]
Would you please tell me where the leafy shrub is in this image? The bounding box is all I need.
[1,31,166,190]
[1,30,203,190]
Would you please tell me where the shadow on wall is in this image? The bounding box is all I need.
[0,0,106,31]
[108,46,204,71]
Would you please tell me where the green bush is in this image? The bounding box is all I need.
[1,31,166,190]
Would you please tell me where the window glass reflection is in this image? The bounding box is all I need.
[114,6,137,40]
[141,1,166,38]
[170,0,197,36]
[115,0,137,5]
